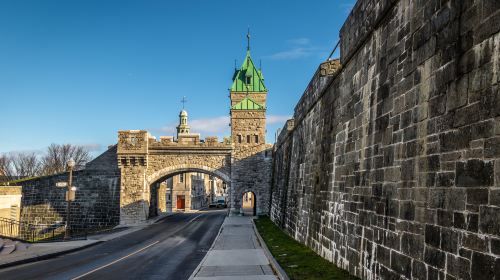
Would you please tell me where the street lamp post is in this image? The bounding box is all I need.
[64,158,75,240]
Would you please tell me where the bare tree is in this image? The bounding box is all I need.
[11,152,41,178]
[0,154,14,182]
[41,144,92,175]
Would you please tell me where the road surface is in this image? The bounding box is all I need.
[0,209,226,280]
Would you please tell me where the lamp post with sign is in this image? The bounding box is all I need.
[64,159,75,240]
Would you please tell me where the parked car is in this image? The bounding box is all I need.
[209,197,227,208]
[215,199,227,208]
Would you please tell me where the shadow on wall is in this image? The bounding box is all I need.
[230,148,273,216]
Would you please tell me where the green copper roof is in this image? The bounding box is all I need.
[231,96,265,110]
[230,51,267,92]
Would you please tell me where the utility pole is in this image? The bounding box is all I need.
[64,158,75,240]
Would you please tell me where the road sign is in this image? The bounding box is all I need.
[56,182,68,187]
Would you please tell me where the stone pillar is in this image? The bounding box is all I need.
[157,182,167,213]
[117,130,150,225]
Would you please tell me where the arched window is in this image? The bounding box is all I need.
[238,135,242,143]
[247,135,251,143]
[254,135,259,143]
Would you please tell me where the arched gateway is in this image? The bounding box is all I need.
[117,43,273,225]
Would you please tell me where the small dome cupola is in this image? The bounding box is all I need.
[176,102,190,137]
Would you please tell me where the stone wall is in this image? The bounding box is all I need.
[10,146,121,231]
[19,169,120,232]
[271,0,500,279]
[230,107,273,215]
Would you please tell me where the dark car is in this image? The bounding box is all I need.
[216,199,227,208]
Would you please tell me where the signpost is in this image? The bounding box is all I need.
[64,159,75,240]
[56,182,68,188]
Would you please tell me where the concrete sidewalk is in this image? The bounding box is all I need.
[190,216,279,280]
[0,212,176,268]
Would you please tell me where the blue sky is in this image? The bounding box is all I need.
[0,0,354,157]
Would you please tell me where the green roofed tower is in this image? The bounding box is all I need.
[230,30,268,158]
[229,30,272,217]
[230,50,267,93]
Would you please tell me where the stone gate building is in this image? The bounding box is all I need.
[117,46,273,224]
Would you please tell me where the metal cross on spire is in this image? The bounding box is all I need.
[181,96,187,109]
[247,27,251,51]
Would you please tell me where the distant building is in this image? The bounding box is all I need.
[165,172,208,211]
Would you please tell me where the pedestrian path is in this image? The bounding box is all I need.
[190,216,279,280]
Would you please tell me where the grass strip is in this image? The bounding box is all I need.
[255,217,359,280]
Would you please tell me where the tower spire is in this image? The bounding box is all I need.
[246,27,251,52]
[181,96,187,109]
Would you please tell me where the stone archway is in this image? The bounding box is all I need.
[117,130,233,225]
[147,165,231,218]
[241,191,256,216]
[147,164,231,186]
[233,187,266,216]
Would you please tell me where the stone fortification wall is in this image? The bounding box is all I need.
[19,169,120,232]
[271,0,500,279]
[12,146,121,231]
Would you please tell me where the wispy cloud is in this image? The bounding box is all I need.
[267,115,292,125]
[191,116,230,134]
[287,38,310,45]
[267,48,316,60]
[80,143,102,152]
[158,116,230,136]
[156,115,292,137]
[265,38,324,60]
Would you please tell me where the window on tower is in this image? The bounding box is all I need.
[238,135,242,143]
[255,135,259,143]
[247,135,251,143]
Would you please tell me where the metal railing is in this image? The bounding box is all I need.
[0,217,87,243]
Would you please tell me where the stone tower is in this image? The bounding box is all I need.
[229,34,272,215]
[176,110,190,137]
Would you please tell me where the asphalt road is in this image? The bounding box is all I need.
[0,209,227,280]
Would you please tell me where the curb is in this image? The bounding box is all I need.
[188,216,226,280]
[0,213,179,270]
[252,219,290,280]
[0,241,104,270]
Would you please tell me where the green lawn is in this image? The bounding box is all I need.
[254,217,359,280]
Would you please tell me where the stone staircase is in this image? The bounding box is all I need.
[0,238,29,255]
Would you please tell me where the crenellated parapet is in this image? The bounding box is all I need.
[117,130,149,167]
[147,135,232,149]
[117,130,232,157]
